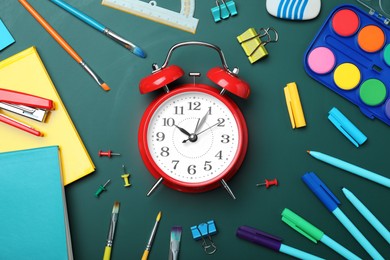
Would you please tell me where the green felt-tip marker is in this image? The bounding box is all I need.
[281,208,362,260]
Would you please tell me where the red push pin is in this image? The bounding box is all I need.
[256,178,278,188]
[98,150,120,158]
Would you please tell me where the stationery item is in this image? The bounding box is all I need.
[99,150,121,158]
[169,226,182,260]
[236,226,324,260]
[304,4,390,126]
[101,0,199,34]
[0,146,73,259]
[266,0,321,20]
[103,201,120,260]
[0,88,54,136]
[19,0,110,91]
[284,82,306,128]
[342,187,390,244]
[237,27,278,64]
[307,150,390,188]
[190,220,218,255]
[0,47,95,185]
[0,19,15,50]
[95,179,111,197]
[121,165,131,187]
[142,211,162,260]
[211,0,237,22]
[302,172,384,259]
[281,208,362,260]
[48,0,146,58]
[256,178,278,188]
[328,107,367,147]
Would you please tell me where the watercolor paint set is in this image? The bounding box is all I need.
[304,4,390,126]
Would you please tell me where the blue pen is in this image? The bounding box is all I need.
[48,0,146,58]
[236,225,325,260]
[307,150,390,188]
[342,187,390,244]
[282,208,362,260]
[302,172,384,260]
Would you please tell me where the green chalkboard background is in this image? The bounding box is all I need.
[1,0,389,259]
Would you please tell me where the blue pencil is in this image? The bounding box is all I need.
[49,0,146,58]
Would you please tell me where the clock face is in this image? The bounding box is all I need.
[146,90,240,184]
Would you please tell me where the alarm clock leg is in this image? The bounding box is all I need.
[220,179,236,200]
[146,177,164,196]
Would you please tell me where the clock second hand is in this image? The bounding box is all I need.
[182,121,219,143]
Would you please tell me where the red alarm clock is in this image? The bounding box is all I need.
[138,41,250,199]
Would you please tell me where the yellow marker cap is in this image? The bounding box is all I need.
[284,82,306,128]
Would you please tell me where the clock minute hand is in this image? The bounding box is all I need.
[194,111,208,134]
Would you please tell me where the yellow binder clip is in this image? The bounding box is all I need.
[284,82,306,128]
[237,27,278,64]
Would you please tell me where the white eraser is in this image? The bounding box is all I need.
[266,0,321,20]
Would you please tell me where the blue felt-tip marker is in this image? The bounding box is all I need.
[342,187,390,244]
[302,172,384,260]
[49,0,146,58]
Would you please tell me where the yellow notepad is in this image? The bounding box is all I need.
[0,47,95,185]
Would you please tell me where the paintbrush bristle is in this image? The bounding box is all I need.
[112,201,120,214]
[156,211,162,222]
[100,83,110,91]
[170,226,182,241]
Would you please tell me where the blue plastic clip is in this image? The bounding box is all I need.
[211,0,237,22]
[328,107,367,147]
[191,220,218,254]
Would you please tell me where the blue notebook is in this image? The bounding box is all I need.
[0,146,73,259]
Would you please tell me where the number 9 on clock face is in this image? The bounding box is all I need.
[139,84,248,193]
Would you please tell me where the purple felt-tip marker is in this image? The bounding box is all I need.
[236,226,324,259]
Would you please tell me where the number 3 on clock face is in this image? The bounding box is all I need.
[139,84,248,193]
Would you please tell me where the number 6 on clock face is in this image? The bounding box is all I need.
[138,41,250,197]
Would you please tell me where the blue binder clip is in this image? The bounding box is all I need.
[211,0,237,22]
[191,220,217,254]
[328,107,367,147]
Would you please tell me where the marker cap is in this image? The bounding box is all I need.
[236,226,282,251]
[281,208,324,243]
[328,107,367,147]
[302,172,340,212]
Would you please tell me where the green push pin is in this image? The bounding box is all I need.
[95,179,111,197]
[121,165,131,187]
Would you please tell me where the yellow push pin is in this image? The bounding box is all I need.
[121,164,131,187]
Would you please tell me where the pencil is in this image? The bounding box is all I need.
[48,0,146,58]
[18,0,110,91]
[103,201,120,260]
[141,211,162,260]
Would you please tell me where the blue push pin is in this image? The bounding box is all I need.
[191,220,218,254]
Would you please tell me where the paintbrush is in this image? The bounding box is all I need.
[141,211,162,260]
[103,201,120,260]
[169,226,182,260]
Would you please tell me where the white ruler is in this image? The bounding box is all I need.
[102,0,199,34]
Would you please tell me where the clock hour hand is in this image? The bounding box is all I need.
[174,124,191,137]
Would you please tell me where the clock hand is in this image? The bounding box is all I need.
[183,121,220,142]
[194,111,208,134]
[196,121,220,136]
[174,124,191,137]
